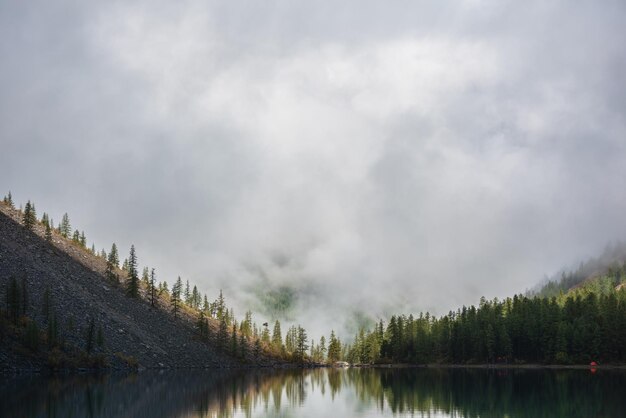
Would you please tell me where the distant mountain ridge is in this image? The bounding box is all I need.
[532,242,626,298]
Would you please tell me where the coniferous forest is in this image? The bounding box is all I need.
[2,191,626,369]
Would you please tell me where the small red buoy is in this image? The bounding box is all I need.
[590,361,598,367]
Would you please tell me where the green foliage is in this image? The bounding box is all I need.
[327,330,341,363]
[337,277,626,365]
[271,320,283,352]
[295,325,308,363]
[60,213,71,238]
[45,222,52,241]
[3,190,14,208]
[149,268,157,307]
[258,285,297,319]
[171,277,183,317]
[126,245,139,298]
[22,200,37,230]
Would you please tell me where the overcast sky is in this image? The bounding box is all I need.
[2,0,626,338]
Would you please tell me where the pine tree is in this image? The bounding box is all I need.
[239,333,247,359]
[45,222,52,241]
[126,245,139,298]
[171,277,182,317]
[216,290,226,321]
[149,268,156,307]
[3,191,14,208]
[80,231,86,247]
[328,330,341,362]
[218,314,229,351]
[272,320,283,352]
[184,280,191,305]
[60,213,71,238]
[142,267,150,287]
[261,323,270,344]
[296,326,309,363]
[192,285,199,309]
[72,229,80,243]
[22,200,37,230]
[203,295,210,314]
[319,336,327,361]
[106,243,120,283]
[109,243,119,267]
[231,323,238,355]
[197,311,208,338]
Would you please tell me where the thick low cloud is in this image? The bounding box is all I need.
[1,0,626,338]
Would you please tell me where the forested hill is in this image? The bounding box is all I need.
[533,242,626,297]
[0,201,276,373]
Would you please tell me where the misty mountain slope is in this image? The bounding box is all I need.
[533,242,626,298]
[0,205,241,371]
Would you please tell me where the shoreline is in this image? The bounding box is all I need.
[354,363,626,370]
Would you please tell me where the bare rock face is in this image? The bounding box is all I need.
[0,206,237,372]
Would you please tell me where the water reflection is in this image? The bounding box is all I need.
[2,367,625,418]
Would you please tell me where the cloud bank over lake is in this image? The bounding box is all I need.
[2,0,626,336]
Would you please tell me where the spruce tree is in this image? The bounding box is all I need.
[231,323,238,355]
[184,280,191,305]
[296,326,308,363]
[3,191,14,208]
[319,336,327,361]
[142,267,150,287]
[60,213,71,238]
[239,333,247,359]
[106,244,119,283]
[272,321,283,352]
[149,268,156,307]
[45,222,52,241]
[171,277,182,317]
[218,314,229,350]
[203,295,210,314]
[22,200,37,230]
[126,245,139,298]
[109,243,119,267]
[327,330,341,362]
[216,290,226,321]
[192,285,200,309]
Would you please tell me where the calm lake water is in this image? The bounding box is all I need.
[1,367,625,418]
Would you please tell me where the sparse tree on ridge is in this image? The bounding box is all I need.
[142,267,150,287]
[171,277,183,318]
[22,200,37,230]
[3,191,14,208]
[150,268,156,307]
[126,245,139,298]
[45,222,53,241]
[184,280,191,305]
[109,243,119,267]
[60,213,71,238]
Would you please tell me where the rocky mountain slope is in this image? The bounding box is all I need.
[0,203,262,373]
